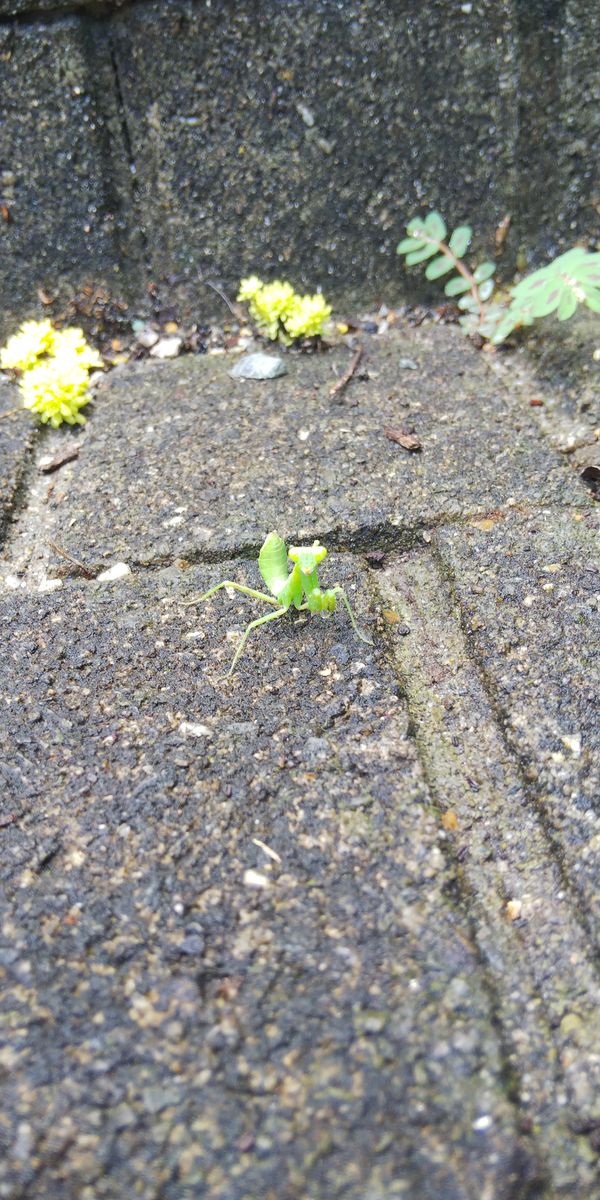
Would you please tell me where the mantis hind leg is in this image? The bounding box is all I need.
[331,586,373,645]
[225,606,289,677]
[184,581,280,608]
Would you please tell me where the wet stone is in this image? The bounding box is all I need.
[435,505,600,944]
[0,16,131,336]
[110,0,518,308]
[228,353,287,380]
[19,325,586,568]
[0,381,35,548]
[0,565,540,1199]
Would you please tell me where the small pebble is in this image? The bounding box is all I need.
[150,336,183,359]
[97,563,131,583]
[136,328,159,349]
[229,353,287,380]
[179,721,212,738]
[38,578,63,593]
[243,868,270,890]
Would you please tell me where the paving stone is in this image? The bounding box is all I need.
[0,14,136,337]
[378,547,600,1183]
[1,2,599,324]
[434,505,600,945]
[0,380,35,548]
[3,326,585,575]
[110,0,518,309]
[0,2,127,11]
[0,565,541,1199]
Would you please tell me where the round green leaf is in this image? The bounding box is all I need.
[557,291,579,321]
[425,255,455,280]
[478,279,495,301]
[473,261,496,284]
[511,268,548,301]
[583,287,600,313]
[405,244,439,265]
[576,255,600,283]
[424,212,447,241]
[449,226,472,257]
[397,237,425,255]
[490,313,521,344]
[528,283,562,318]
[444,275,471,297]
[406,217,429,238]
[548,247,588,273]
[458,293,479,311]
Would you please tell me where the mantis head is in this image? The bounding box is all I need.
[288,540,328,575]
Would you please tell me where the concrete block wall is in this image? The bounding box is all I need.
[0,0,597,332]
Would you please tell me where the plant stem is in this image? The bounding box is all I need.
[434,240,485,322]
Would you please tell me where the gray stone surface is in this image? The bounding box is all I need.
[0,567,541,1200]
[434,505,600,940]
[0,0,598,328]
[0,2,127,11]
[0,14,138,334]
[2,326,584,571]
[1,318,600,1196]
[110,0,517,311]
[0,379,35,547]
[379,547,600,1162]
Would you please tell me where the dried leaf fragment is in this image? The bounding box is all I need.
[384,425,422,452]
[38,442,80,474]
[382,609,400,625]
[469,518,496,532]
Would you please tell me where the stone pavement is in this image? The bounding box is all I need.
[0,322,599,1199]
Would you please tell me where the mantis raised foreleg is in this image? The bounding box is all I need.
[184,531,373,676]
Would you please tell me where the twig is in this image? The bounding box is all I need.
[47,541,96,579]
[199,276,245,321]
[0,407,20,420]
[329,343,364,402]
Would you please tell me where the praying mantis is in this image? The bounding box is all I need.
[185,531,373,677]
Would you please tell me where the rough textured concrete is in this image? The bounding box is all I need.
[0,377,35,547]
[0,0,598,330]
[0,2,127,11]
[0,567,543,1200]
[1,325,584,572]
[379,546,600,1155]
[1,320,600,1197]
[0,13,139,331]
[109,0,517,311]
[435,506,600,938]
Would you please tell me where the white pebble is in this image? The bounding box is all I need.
[38,578,63,593]
[243,869,270,890]
[179,721,212,738]
[97,563,132,583]
[149,336,183,359]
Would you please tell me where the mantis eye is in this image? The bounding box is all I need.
[288,542,328,573]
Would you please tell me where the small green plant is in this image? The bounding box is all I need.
[491,247,600,342]
[237,276,331,344]
[396,212,600,344]
[0,319,103,427]
[184,531,372,677]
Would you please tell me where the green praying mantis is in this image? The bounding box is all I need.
[185,531,373,677]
